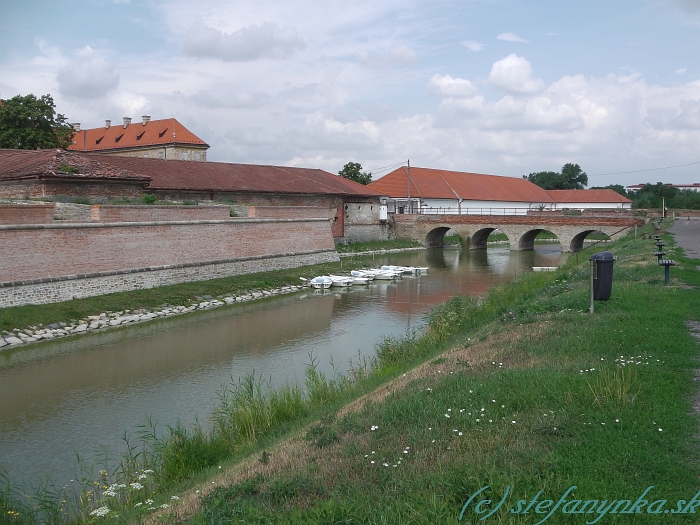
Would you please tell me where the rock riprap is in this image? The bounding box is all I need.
[0,285,304,349]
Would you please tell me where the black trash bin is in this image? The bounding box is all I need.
[589,251,615,301]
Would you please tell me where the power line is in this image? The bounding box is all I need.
[590,160,700,177]
[366,161,406,174]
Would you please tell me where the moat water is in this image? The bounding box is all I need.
[0,246,570,486]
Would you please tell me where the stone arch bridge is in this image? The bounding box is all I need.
[392,213,644,252]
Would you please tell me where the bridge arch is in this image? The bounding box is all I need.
[518,228,561,251]
[425,226,452,247]
[471,227,501,249]
[569,230,611,252]
[425,226,473,247]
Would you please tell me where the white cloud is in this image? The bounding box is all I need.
[497,32,529,43]
[354,45,418,68]
[56,46,119,98]
[462,40,484,51]
[427,74,479,98]
[182,22,306,61]
[190,88,271,109]
[675,68,687,75]
[488,54,544,94]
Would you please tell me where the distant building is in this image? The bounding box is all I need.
[547,189,632,210]
[67,117,209,161]
[369,166,633,213]
[368,166,554,214]
[626,183,700,193]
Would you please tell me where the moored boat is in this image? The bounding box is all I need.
[304,276,332,289]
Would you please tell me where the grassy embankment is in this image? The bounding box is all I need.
[183,221,700,524]
[3,222,699,524]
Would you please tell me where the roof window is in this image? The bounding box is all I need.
[136,131,145,140]
[158,128,168,138]
[95,136,104,144]
[115,133,124,143]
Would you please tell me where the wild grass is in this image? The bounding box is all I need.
[335,238,422,253]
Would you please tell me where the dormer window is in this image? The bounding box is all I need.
[136,131,145,140]
[158,128,168,138]
[95,136,104,144]
[115,133,124,143]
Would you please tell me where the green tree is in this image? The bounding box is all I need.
[526,163,588,190]
[338,162,372,185]
[0,93,74,149]
[591,184,628,197]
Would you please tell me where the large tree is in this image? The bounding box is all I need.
[338,162,372,185]
[526,163,588,190]
[0,94,74,150]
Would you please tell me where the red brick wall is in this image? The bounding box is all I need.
[0,219,335,283]
[0,181,144,199]
[252,206,334,219]
[152,190,342,208]
[0,204,55,225]
[92,205,231,222]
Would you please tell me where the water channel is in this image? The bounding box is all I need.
[0,246,569,487]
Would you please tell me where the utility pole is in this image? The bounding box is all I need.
[407,159,411,213]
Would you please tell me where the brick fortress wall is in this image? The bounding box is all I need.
[0,205,338,307]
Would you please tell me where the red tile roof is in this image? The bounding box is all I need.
[67,118,209,152]
[368,167,554,203]
[90,155,386,197]
[547,189,632,204]
[0,149,150,182]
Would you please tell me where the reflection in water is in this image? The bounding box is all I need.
[0,247,567,485]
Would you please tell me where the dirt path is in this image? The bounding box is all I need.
[669,217,700,259]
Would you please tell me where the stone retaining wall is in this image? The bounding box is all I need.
[0,250,337,307]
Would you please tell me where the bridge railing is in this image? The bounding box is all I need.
[389,206,637,217]
[392,206,533,216]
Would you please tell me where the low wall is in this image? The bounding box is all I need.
[0,216,338,307]
[91,205,231,222]
[252,206,334,220]
[342,223,394,243]
[0,203,54,225]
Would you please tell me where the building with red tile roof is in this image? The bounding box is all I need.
[368,166,554,214]
[547,189,632,209]
[626,182,700,193]
[67,117,209,161]
[0,149,149,199]
[90,155,386,239]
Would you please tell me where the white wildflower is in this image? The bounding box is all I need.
[89,506,110,517]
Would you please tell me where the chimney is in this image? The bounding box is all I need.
[105,119,111,129]
[123,117,132,128]
[142,115,151,125]
[71,123,81,131]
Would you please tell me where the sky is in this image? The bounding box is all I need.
[1,0,699,187]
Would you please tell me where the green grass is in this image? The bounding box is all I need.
[186,220,700,524]
[335,238,422,253]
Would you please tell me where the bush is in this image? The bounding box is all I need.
[141,193,157,204]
